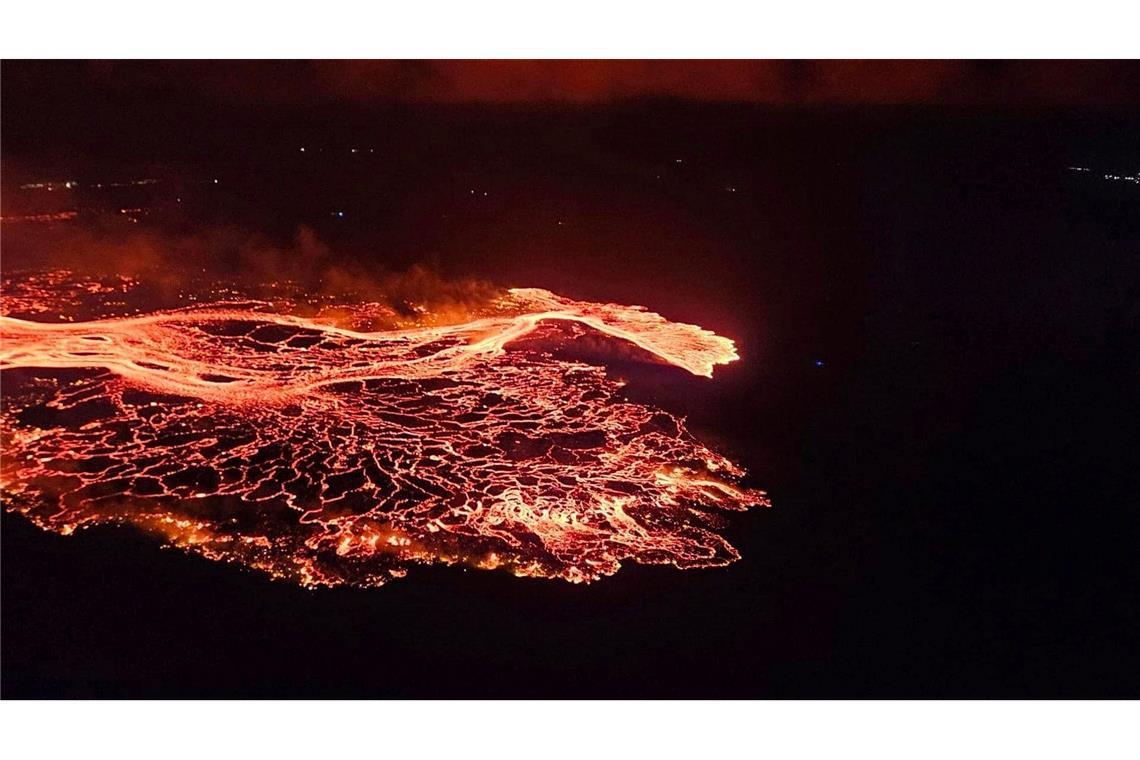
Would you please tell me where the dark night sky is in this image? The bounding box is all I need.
[5,60,1139,173]
[6,60,1140,108]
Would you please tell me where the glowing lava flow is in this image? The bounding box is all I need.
[1,273,768,587]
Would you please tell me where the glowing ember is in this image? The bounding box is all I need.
[1,271,768,587]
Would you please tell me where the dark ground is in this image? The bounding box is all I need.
[2,84,1138,697]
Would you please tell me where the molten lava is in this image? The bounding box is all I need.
[1,271,768,587]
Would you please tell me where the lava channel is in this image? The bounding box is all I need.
[1,272,769,587]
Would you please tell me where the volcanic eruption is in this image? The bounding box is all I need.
[1,270,768,587]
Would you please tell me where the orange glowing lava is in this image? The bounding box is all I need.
[1,271,768,587]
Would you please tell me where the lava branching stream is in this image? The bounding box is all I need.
[1,271,769,587]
